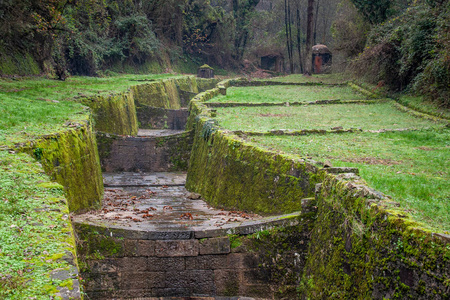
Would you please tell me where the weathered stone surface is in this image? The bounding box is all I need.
[155,240,199,257]
[137,240,156,256]
[148,257,186,271]
[118,257,148,272]
[214,270,242,296]
[137,107,189,130]
[185,255,228,270]
[87,259,120,273]
[148,231,194,240]
[199,237,231,255]
[97,131,193,173]
[119,272,150,290]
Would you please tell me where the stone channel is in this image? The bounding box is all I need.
[74,130,303,299]
[74,172,301,299]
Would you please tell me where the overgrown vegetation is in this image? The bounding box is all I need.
[349,0,449,108]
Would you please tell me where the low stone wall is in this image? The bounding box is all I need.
[75,212,310,299]
[97,131,194,172]
[81,92,139,136]
[21,119,104,213]
[185,86,321,215]
[137,107,189,130]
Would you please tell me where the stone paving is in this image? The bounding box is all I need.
[137,129,185,137]
[74,172,301,239]
[75,173,263,233]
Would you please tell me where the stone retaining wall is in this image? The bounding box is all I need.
[97,131,194,172]
[137,107,189,130]
[21,119,104,213]
[75,212,310,299]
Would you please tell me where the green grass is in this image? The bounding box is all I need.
[215,102,441,132]
[0,74,178,147]
[266,73,353,84]
[245,129,450,232]
[0,150,77,299]
[0,73,178,101]
[212,85,367,103]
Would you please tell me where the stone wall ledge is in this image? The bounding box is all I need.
[205,99,383,107]
[74,211,302,241]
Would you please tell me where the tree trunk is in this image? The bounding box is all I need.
[284,0,293,73]
[304,0,314,75]
[296,6,304,73]
[313,0,320,45]
[288,0,294,73]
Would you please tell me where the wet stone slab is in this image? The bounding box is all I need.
[73,173,301,239]
[103,172,187,187]
[75,173,261,237]
[137,129,186,137]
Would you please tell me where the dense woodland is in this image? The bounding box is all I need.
[0,0,448,106]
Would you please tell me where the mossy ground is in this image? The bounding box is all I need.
[0,151,77,299]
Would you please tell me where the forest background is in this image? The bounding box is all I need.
[0,0,448,107]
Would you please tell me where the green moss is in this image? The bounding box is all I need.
[82,92,139,136]
[199,64,214,70]
[186,111,318,215]
[0,49,41,76]
[20,121,104,213]
[36,182,64,190]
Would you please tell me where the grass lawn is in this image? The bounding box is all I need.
[215,102,442,132]
[212,85,367,103]
[0,74,178,146]
[245,130,450,232]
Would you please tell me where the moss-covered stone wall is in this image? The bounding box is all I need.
[96,131,193,172]
[81,92,139,136]
[300,173,450,299]
[21,120,104,213]
[79,76,218,135]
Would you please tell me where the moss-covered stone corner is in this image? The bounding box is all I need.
[81,91,138,136]
[226,218,315,299]
[186,116,319,215]
[299,172,450,299]
[20,120,104,213]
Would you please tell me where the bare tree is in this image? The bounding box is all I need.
[284,0,294,73]
[296,2,304,73]
[304,0,314,75]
